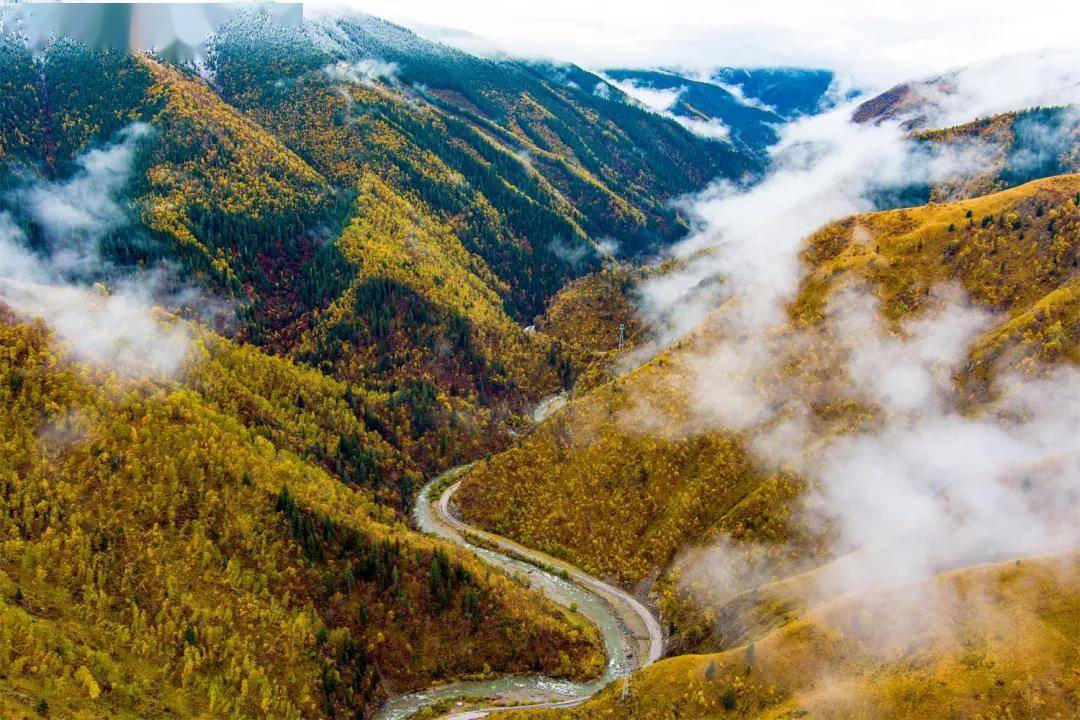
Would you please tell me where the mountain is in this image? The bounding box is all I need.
[851,76,956,129]
[456,171,1080,653]
[209,11,757,317]
[497,551,1080,720]
[916,105,1080,201]
[709,67,837,118]
[2,7,1078,720]
[604,67,838,156]
[0,8,759,499]
[852,52,1080,131]
[0,305,602,719]
[601,68,784,155]
[600,67,836,158]
[860,105,1080,210]
[0,9,761,716]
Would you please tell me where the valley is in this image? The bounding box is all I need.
[374,467,660,719]
[0,4,1078,720]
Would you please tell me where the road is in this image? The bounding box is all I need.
[373,468,663,720]
[438,480,663,667]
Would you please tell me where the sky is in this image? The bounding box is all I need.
[314,0,1080,90]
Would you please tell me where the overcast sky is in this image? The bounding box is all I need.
[313,0,1080,90]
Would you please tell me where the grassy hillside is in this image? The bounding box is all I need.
[796,173,1080,375]
[501,552,1080,720]
[0,309,603,720]
[456,173,1080,653]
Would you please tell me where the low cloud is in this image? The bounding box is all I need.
[604,75,737,141]
[625,99,998,367]
[606,77,684,112]
[864,49,1080,130]
[9,123,150,279]
[672,116,730,140]
[595,237,620,259]
[546,236,591,267]
[0,274,191,378]
[359,0,1080,92]
[805,290,1077,588]
[0,125,196,379]
[323,58,401,86]
[621,76,1080,653]
[670,283,1080,646]
[708,77,777,114]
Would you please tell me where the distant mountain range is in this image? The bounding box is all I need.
[601,67,838,157]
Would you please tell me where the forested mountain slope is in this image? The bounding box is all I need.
[456,172,1080,652]
[5,8,1076,720]
[0,307,602,720]
[601,68,837,158]
[710,67,837,118]
[207,10,756,319]
[0,9,755,496]
[601,69,787,156]
[914,105,1080,203]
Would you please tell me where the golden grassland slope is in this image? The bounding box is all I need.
[502,551,1080,720]
[0,311,603,720]
[456,173,1080,653]
[795,173,1080,376]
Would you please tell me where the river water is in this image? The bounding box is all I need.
[371,472,634,719]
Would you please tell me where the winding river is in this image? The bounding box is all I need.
[372,466,662,720]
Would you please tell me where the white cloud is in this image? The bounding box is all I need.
[672,115,730,140]
[606,77,684,112]
[595,237,621,258]
[621,67,1080,624]
[325,0,1080,90]
[323,58,401,86]
[603,76,735,141]
[0,126,195,379]
[0,275,191,378]
[11,123,150,278]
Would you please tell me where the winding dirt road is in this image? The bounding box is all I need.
[434,479,663,718]
[373,469,663,719]
[439,480,663,667]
